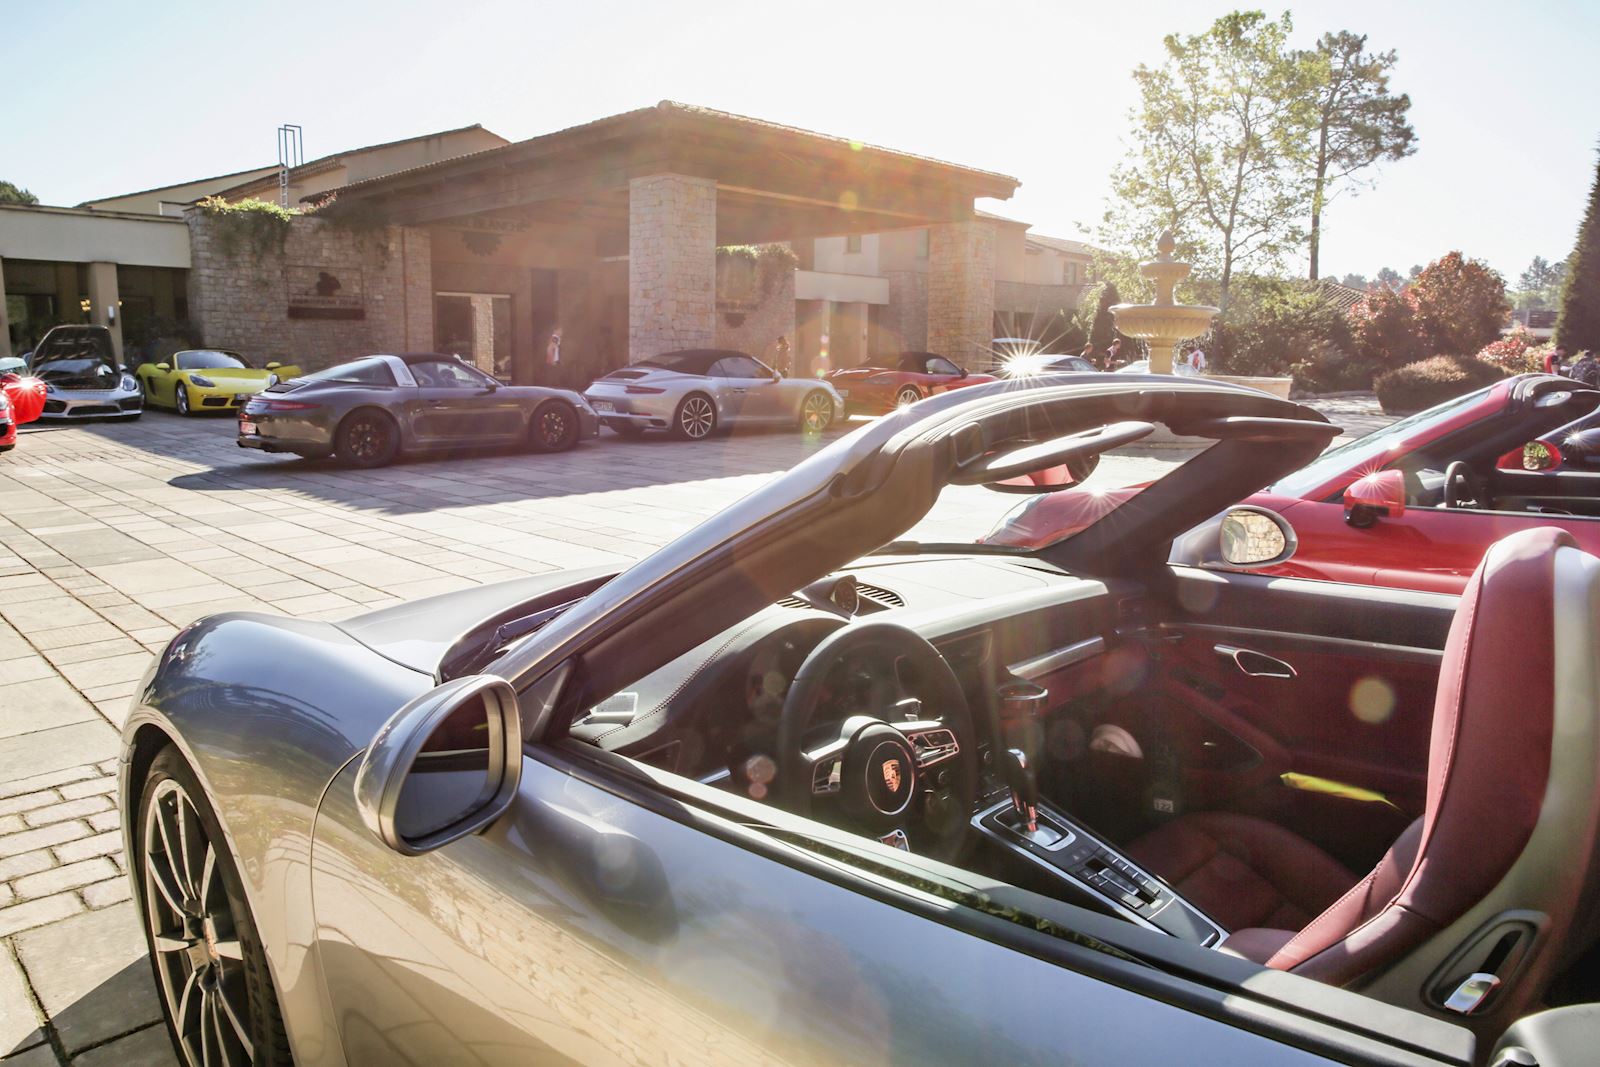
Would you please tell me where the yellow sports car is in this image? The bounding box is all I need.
[137,349,301,416]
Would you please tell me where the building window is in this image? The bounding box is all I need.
[845,234,862,254]
[917,229,930,260]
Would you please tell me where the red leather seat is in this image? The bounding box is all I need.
[1127,528,1600,1030]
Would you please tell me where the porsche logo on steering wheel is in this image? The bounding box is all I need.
[881,758,904,794]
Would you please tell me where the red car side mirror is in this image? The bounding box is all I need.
[1343,469,1406,528]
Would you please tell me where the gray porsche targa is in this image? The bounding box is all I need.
[123,374,1600,1066]
[237,352,599,467]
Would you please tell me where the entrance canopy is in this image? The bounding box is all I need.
[312,101,1019,253]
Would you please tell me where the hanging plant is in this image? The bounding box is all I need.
[716,244,798,309]
[195,196,297,259]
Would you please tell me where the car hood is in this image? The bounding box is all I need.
[335,566,617,677]
[184,367,273,380]
[35,359,123,389]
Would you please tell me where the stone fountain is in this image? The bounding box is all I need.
[1110,231,1218,376]
[1109,232,1293,399]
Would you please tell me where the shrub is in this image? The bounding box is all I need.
[1206,277,1357,382]
[1476,327,1542,375]
[1350,285,1425,368]
[1291,343,1378,393]
[1373,355,1506,413]
[1411,251,1510,355]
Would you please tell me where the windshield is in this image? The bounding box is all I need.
[298,357,396,386]
[177,350,251,371]
[1270,384,1499,499]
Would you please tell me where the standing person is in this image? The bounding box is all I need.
[1544,344,1569,375]
[1188,346,1208,374]
[545,329,563,388]
[1568,349,1600,388]
[1104,338,1123,370]
[1080,342,1095,364]
[774,335,792,376]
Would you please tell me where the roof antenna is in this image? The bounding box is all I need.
[277,125,304,208]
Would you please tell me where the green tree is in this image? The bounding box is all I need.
[1375,266,1403,290]
[1557,150,1600,352]
[1513,255,1567,311]
[1299,32,1415,280]
[1085,281,1123,357]
[1340,272,1368,289]
[1102,10,1312,311]
[0,180,38,205]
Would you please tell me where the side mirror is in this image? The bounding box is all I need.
[354,675,522,855]
[958,368,969,379]
[155,362,171,373]
[265,361,282,370]
[1219,507,1293,566]
[1522,441,1559,470]
[1343,469,1407,528]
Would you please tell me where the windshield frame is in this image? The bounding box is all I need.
[176,350,252,371]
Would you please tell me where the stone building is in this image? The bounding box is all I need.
[4,104,1097,379]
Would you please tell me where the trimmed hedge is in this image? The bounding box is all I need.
[1372,355,1506,414]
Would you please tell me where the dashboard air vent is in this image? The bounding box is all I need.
[776,594,810,610]
[856,583,905,608]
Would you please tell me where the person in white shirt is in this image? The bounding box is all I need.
[1188,347,1208,373]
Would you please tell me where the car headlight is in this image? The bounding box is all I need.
[121,373,138,391]
[189,374,215,388]
[266,373,278,387]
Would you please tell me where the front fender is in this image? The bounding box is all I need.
[121,611,434,1066]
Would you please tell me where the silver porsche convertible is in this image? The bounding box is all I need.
[582,348,842,439]
[121,374,1600,1066]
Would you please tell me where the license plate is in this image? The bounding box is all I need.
[239,419,258,435]
[591,401,615,413]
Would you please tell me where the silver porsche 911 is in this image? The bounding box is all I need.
[582,348,842,439]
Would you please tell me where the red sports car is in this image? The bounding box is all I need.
[0,367,46,453]
[987,373,1600,593]
[828,351,995,414]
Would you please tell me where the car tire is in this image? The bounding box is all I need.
[174,385,191,417]
[137,745,294,1067]
[672,393,717,440]
[799,390,835,434]
[895,386,921,408]
[335,409,401,468]
[529,400,580,453]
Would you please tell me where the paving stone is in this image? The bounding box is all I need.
[57,780,114,803]
[0,771,94,804]
[0,727,117,791]
[13,903,161,1054]
[26,624,123,652]
[13,860,118,902]
[51,834,121,866]
[0,659,54,686]
[58,655,154,693]
[69,1021,178,1066]
[0,824,89,861]
[79,877,131,911]
[0,1039,56,1064]
[0,945,46,1058]
[0,852,54,884]
[0,795,58,820]
[0,679,98,743]
[0,893,83,938]
[22,799,110,830]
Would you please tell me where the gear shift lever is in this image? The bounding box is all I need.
[1001,747,1039,833]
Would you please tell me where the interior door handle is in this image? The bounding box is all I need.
[1214,645,1296,679]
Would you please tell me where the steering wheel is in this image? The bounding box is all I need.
[777,622,978,861]
[1444,461,1487,509]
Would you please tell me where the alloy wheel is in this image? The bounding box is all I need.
[143,779,255,1066]
[344,415,391,466]
[679,396,715,439]
[895,387,920,408]
[538,407,570,449]
[175,386,190,416]
[802,392,834,433]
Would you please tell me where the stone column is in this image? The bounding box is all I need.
[926,220,996,371]
[628,174,716,362]
[86,262,124,363]
[0,256,12,359]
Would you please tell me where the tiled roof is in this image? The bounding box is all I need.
[1025,233,1096,257]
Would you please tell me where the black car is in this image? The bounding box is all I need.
[238,352,599,467]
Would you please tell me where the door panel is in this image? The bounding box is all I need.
[309,750,1372,1066]
[1159,569,1450,868]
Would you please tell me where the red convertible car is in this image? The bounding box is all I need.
[988,373,1600,593]
[828,351,995,414]
[0,367,46,453]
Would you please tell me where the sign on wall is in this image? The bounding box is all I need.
[286,265,365,320]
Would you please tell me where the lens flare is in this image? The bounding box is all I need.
[1349,676,1396,724]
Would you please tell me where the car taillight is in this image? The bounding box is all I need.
[247,398,319,413]
[625,385,666,395]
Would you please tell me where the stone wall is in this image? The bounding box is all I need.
[628,174,716,362]
[879,271,928,354]
[714,265,796,370]
[186,211,432,371]
[994,279,1086,317]
[926,220,996,370]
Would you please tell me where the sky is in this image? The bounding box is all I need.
[6,0,1598,286]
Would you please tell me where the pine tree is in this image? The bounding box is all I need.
[1557,148,1600,352]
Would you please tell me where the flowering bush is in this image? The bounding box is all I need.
[1348,252,1510,370]
[1476,327,1543,374]
[1350,285,1425,368]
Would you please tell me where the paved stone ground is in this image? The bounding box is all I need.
[0,395,1386,1064]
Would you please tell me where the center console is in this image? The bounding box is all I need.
[975,677,1225,947]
